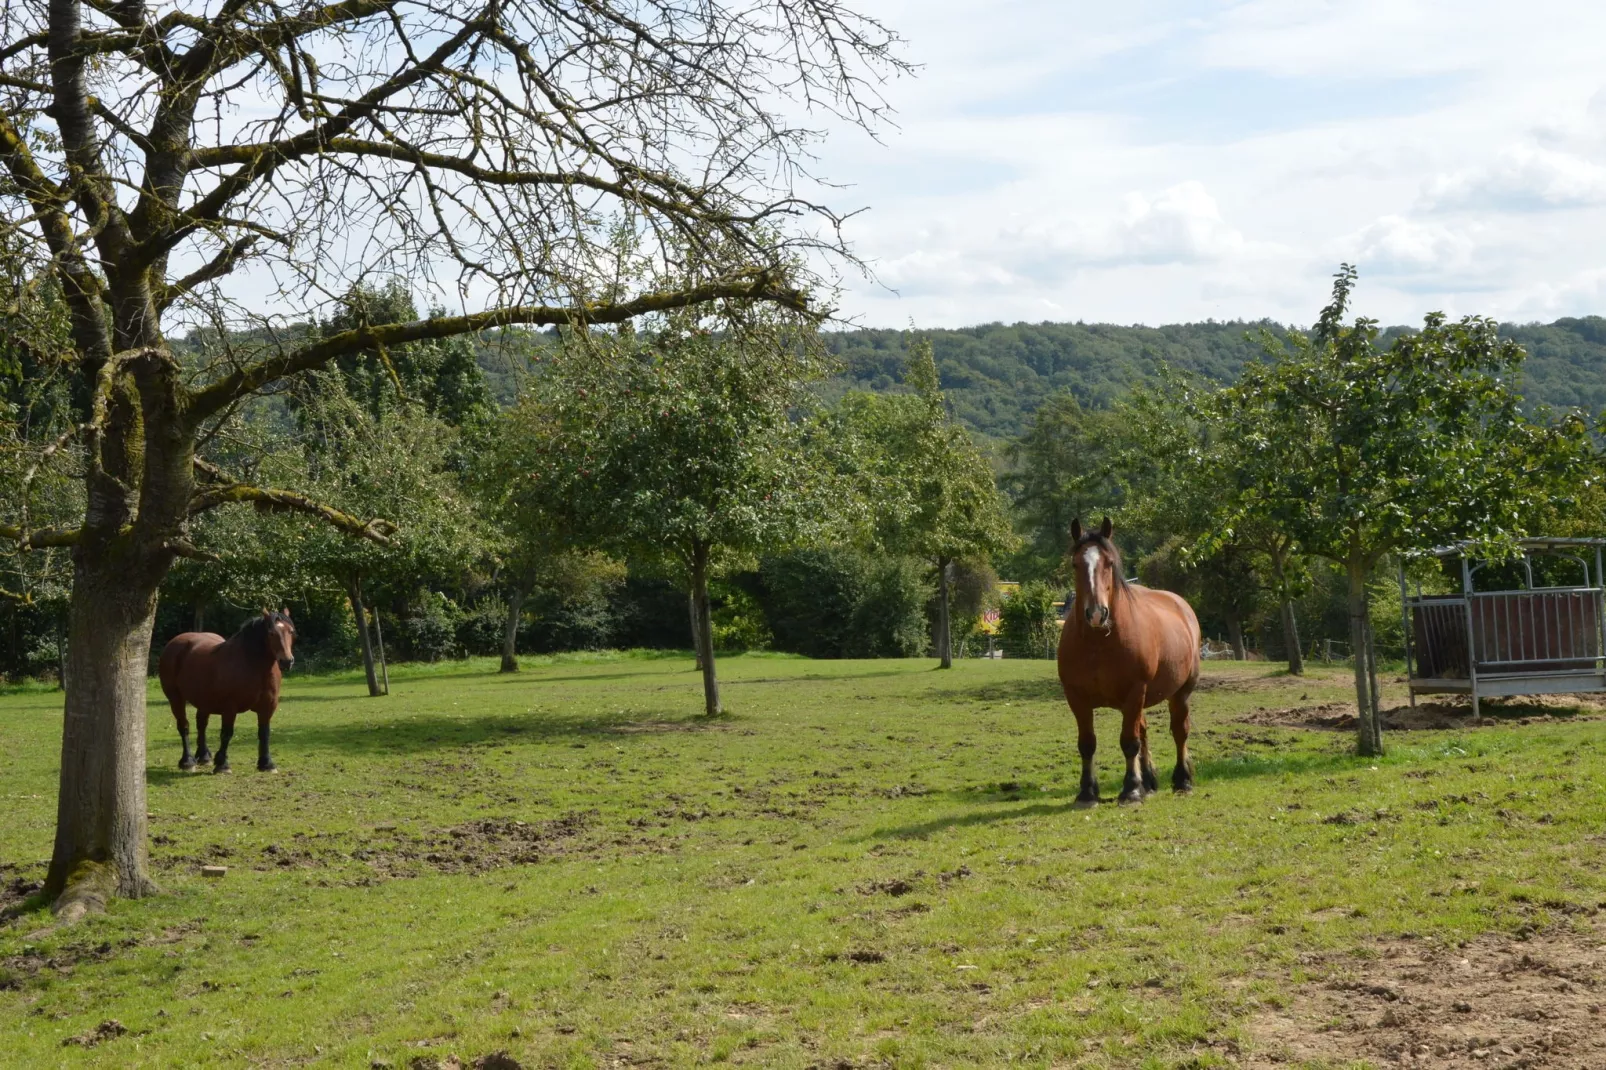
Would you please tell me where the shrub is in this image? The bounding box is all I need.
[456,597,508,657]
[398,590,461,662]
[760,548,928,659]
[711,581,772,652]
[998,580,1059,659]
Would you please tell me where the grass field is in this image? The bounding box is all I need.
[2,652,1604,1069]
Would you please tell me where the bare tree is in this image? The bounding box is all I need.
[0,0,903,915]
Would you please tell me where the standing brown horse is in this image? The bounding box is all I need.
[1057,518,1201,805]
[159,609,296,773]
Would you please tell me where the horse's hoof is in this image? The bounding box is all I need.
[1173,781,1194,794]
[1073,796,1099,810]
[1117,790,1145,805]
[258,762,278,773]
[179,759,196,771]
[212,762,231,774]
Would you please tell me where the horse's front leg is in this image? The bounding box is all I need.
[194,712,212,766]
[212,713,237,773]
[1071,699,1099,807]
[1118,692,1147,804]
[256,709,277,773]
[1138,709,1160,794]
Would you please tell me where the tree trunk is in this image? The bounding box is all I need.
[689,589,703,671]
[1270,547,1304,675]
[372,605,390,695]
[691,544,720,715]
[1280,598,1304,675]
[348,579,382,697]
[1227,617,1246,661]
[45,551,163,911]
[500,588,524,673]
[1348,557,1383,756]
[936,556,953,669]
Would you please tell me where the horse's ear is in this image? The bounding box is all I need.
[262,608,271,619]
[1100,516,1113,540]
[281,606,291,619]
[1070,517,1083,544]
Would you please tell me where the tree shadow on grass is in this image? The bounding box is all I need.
[926,676,1064,705]
[862,749,1401,841]
[270,708,744,756]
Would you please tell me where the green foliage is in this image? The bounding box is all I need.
[709,582,773,652]
[1004,391,1133,578]
[997,580,1059,659]
[759,548,929,658]
[1212,266,1589,571]
[323,281,499,445]
[837,340,1018,570]
[827,316,1606,443]
[513,304,845,585]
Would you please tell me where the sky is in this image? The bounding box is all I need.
[810,0,1606,329]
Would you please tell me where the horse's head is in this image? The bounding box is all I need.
[263,608,296,672]
[1069,516,1123,632]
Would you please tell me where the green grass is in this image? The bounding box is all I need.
[2,653,1603,1068]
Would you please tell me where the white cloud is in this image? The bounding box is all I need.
[1423,146,1606,211]
[807,0,1606,327]
[871,181,1245,299]
[1347,215,1479,275]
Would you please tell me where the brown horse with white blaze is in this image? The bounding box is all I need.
[159,609,296,773]
[1057,518,1201,805]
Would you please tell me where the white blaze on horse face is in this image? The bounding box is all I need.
[1080,546,1104,615]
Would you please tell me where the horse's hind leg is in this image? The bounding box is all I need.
[171,697,195,771]
[1168,692,1195,793]
[212,713,237,773]
[1071,700,1099,807]
[255,710,277,773]
[1138,711,1160,794]
[194,711,212,765]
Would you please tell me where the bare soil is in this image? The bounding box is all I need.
[0,865,42,921]
[1244,921,1606,1068]
[152,812,597,881]
[1237,696,1606,733]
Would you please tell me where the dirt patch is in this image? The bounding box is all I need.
[154,812,600,881]
[62,1019,129,1048]
[1245,922,1606,1068]
[1238,697,1606,733]
[0,865,43,921]
[1194,673,1300,694]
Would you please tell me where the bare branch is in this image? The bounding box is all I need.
[188,483,395,546]
[185,269,812,421]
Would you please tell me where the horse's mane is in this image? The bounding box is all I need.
[1072,533,1131,595]
[229,612,292,657]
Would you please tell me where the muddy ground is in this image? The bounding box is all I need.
[1245,919,1606,1068]
[1236,694,1606,733]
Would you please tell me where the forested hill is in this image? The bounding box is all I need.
[821,317,1606,441]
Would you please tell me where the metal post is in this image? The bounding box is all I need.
[1398,560,1416,707]
[1461,555,1479,718]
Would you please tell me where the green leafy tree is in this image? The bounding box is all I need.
[836,340,1019,668]
[521,306,839,714]
[1006,392,1130,580]
[286,373,489,695]
[1117,381,1309,671]
[1211,266,1591,755]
